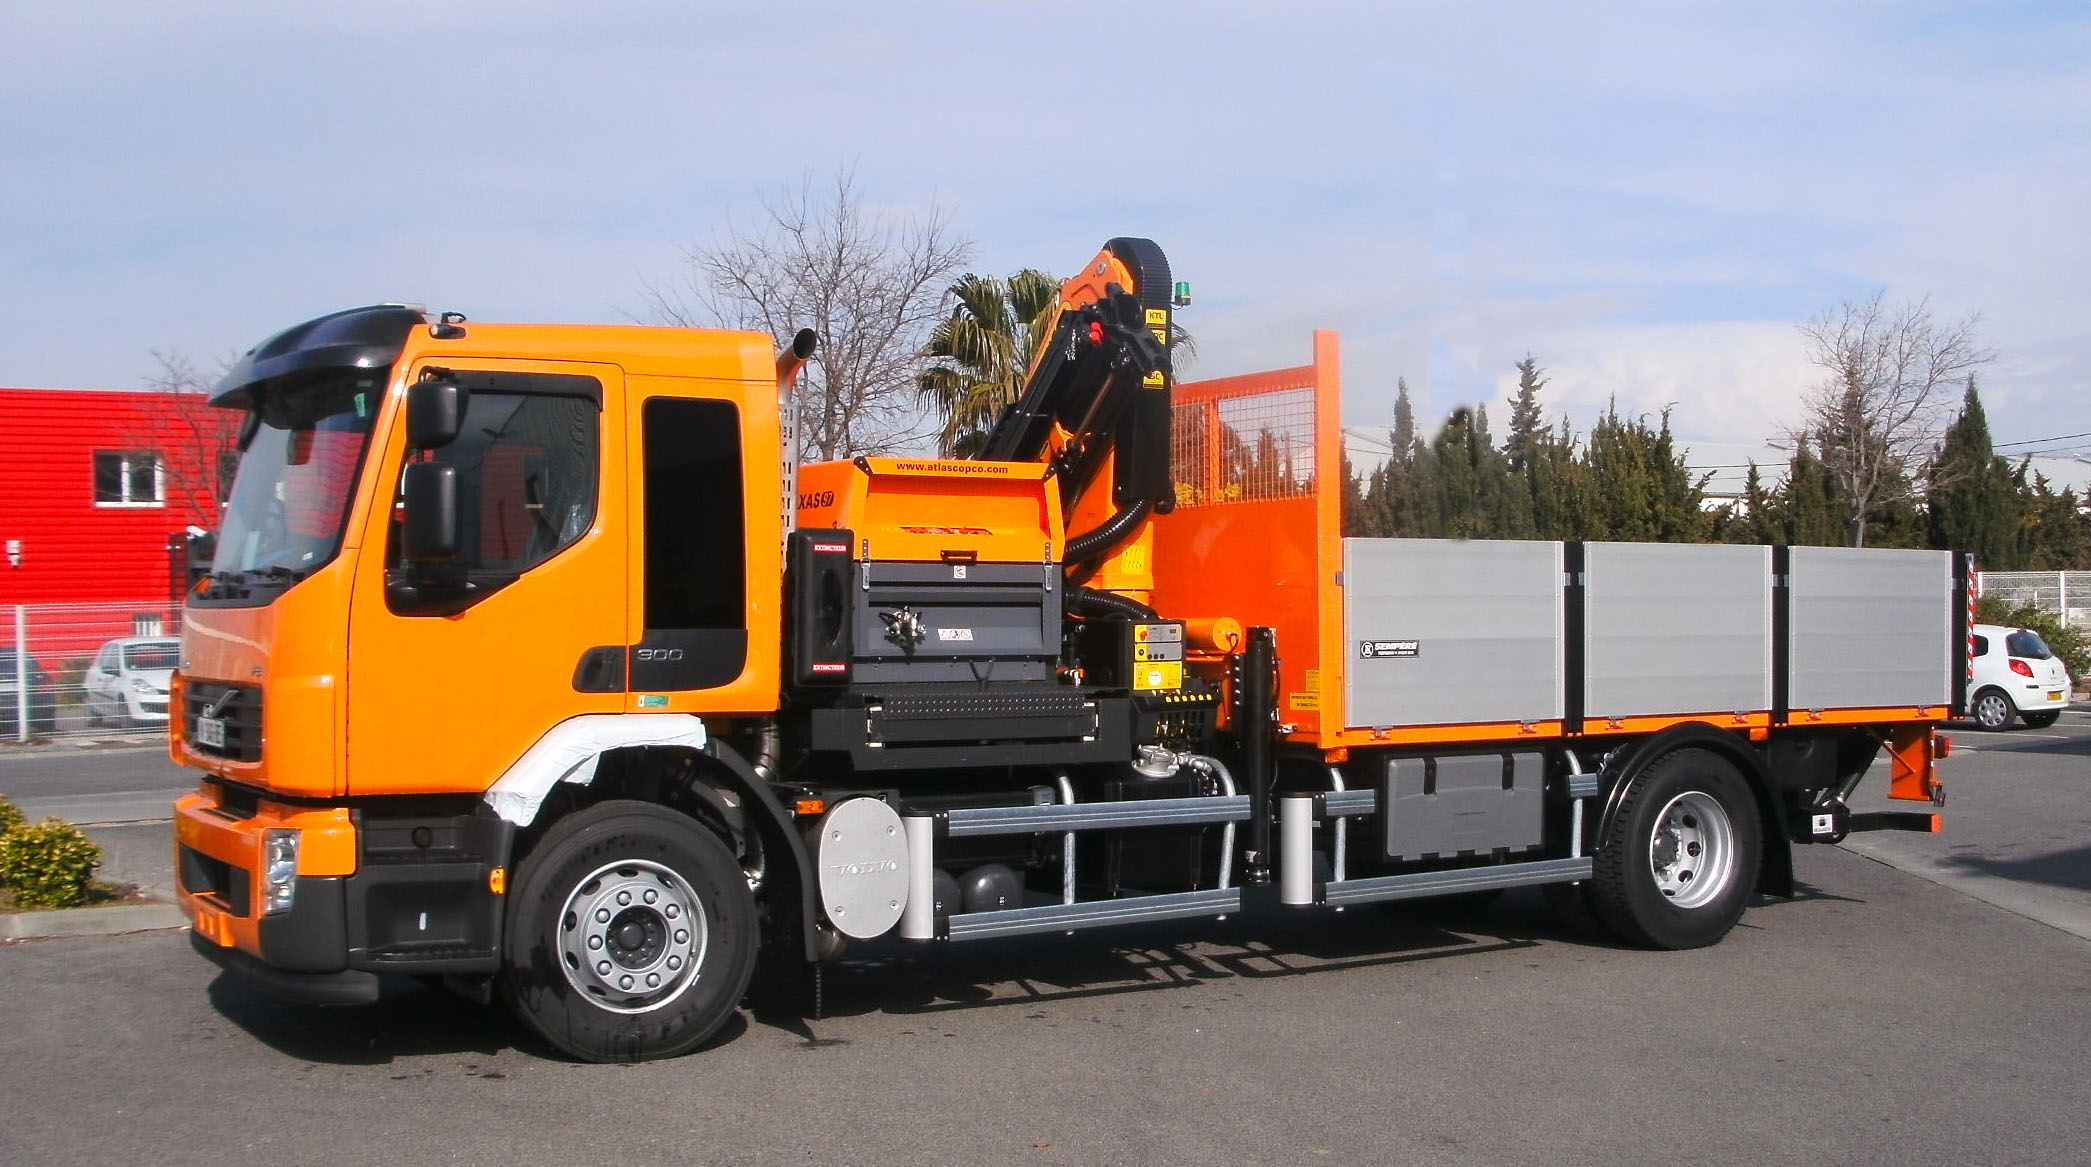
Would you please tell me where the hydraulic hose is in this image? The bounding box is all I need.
[1067,585,1158,622]
[1063,499,1152,567]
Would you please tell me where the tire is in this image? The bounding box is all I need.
[2022,710,2060,729]
[1588,749,1760,950]
[1970,687,2016,731]
[501,800,759,1062]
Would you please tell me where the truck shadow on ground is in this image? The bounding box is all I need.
[204,886,1852,1062]
[1938,842,2091,894]
[201,973,574,1066]
[751,891,1621,1043]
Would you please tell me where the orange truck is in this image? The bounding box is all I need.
[173,237,1961,1061]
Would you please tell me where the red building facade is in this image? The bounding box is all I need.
[0,386,236,616]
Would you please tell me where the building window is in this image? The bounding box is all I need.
[93,450,164,507]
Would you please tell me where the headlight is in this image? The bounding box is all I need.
[262,829,299,914]
[130,677,156,695]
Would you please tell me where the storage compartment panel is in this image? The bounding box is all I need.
[1381,751,1545,862]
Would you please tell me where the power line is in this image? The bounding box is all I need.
[1995,430,2091,450]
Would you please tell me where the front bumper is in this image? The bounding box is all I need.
[175,785,513,1004]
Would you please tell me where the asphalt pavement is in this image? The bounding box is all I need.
[2,717,2088,1163]
[1,844,2086,1166]
[1846,706,2091,939]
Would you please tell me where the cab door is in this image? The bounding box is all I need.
[344,360,628,796]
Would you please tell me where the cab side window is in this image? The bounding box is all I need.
[632,397,747,690]
[387,372,600,608]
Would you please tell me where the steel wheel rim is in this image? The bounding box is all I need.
[557,859,708,1014]
[1975,693,2008,729]
[1647,790,1736,910]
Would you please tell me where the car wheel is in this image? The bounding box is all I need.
[501,800,759,1063]
[1588,749,1761,950]
[2021,710,2061,729]
[1970,688,2015,731]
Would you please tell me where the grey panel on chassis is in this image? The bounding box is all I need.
[1382,751,1545,862]
[1584,542,1772,719]
[1343,539,1563,728]
[1788,547,1951,710]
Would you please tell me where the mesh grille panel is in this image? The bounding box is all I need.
[1170,388,1317,507]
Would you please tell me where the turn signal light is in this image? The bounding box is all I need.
[796,798,828,817]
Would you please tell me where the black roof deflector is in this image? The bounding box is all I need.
[210,305,428,409]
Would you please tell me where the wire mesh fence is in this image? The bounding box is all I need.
[5,601,183,744]
[1976,571,2090,630]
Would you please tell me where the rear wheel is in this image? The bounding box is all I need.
[1589,749,1760,950]
[2022,710,2060,729]
[1971,687,2016,731]
[502,800,758,1062]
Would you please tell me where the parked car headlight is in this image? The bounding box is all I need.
[130,677,157,695]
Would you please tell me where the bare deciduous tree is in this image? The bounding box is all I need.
[141,349,242,530]
[1791,291,1992,546]
[644,169,971,460]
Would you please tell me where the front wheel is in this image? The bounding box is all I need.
[2022,710,2061,729]
[1971,688,2016,731]
[501,800,759,1062]
[1589,749,1761,950]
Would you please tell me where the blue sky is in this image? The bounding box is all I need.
[5,1,2088,490]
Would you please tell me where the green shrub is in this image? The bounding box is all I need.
[1975,597,2091,682]
[0,819,102,909]
[0,794,25,837]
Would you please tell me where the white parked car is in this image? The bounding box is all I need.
[82,636,179,728]
[1968,623,2072,730]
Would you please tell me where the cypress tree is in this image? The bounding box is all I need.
[1926,377,2025,569]
[1506,356,1547,475]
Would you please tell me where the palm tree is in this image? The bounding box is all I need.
[917,270,1061,457]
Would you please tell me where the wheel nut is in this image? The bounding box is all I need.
[644,889,658,904]
[675,930,689,945]
[617,890,631,905]
[597,960,612,975]
[619,975,633,990]
[588,935,603,950]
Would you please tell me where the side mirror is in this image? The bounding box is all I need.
[402,462,460,564]
[407,373,466,449]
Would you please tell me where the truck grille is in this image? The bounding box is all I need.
[183,681,263,762]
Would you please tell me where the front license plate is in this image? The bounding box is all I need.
[195,715,226,748]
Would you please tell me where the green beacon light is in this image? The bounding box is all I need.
[1172,281,1192,307]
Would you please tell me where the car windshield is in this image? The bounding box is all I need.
[2005,630,2052,660]
[211,370,385,584]
[123,643,180,670]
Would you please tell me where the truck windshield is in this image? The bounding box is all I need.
[210,371,384,588]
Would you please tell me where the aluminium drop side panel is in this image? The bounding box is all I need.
[1342,539,1563,728]
[1583,542,1772,719]
[1788,547,1951,711]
